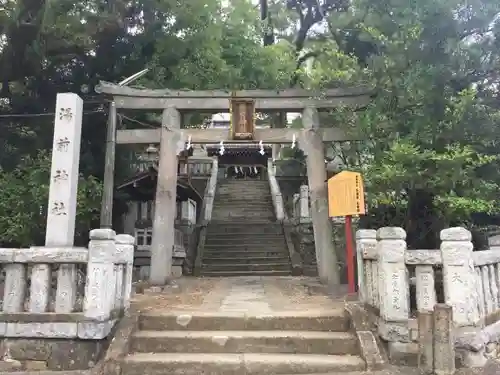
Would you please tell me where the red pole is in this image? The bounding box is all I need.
[345,215,355,294]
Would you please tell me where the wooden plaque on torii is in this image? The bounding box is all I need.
[230,99,255,140]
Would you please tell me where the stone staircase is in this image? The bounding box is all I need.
[200,179,292,276]
[121,309,366,375]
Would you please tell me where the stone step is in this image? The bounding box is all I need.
[215,195,272,198]
[216,192,271,195]
[203,251,289,258]
[138,311,349,331]
[210,216,275,221]
[201,263,291,272]
[207,224,283,233]
[200,270,292,277]
[217,183,270,188]
[212,203,273,208]
[204,243,287,248]
[212,207,274,217]
[212,203,274,209]
[206,230,284,236]
[122,353,365,375]
[205,242,286,248]
[202,257,290,264]
[204,242,286,248]
[203,250,288,256]
[130,330,359,355]
[205,234,285,241]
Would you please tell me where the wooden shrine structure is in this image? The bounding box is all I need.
[95,82,373,285]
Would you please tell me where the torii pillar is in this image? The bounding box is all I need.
[149,107,181,285]
[300,106,340,286]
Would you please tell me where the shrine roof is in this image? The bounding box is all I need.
[116,167,201,201]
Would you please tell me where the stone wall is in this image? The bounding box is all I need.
[0,337,107,371]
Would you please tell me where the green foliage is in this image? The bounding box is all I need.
[1,0,500,247]
[0,151,102,247]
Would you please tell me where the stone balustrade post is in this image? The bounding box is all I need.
[293,193,300,219]
[356,229,377,303]
[84,229,116,320]
[181,199,197,225]
[489,236,500,251]
[377,227,410,341]
[440,227,479,327]
[433,304,455,375]
[299,185,310,221]
[115,234,135,312]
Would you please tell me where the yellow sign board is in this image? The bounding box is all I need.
[328,171,365,217]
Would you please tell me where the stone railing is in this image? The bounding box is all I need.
[193,158,218,275]
[0,229,133,337]
[202,158,218,222]
[178,158,213,178]
[133,228,187,279]
[274,159,306,177]
[267,159,285,222]
[357,227,500,367]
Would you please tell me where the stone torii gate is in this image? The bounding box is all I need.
[95,82,372,286]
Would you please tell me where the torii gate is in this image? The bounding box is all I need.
[95,82,373,286]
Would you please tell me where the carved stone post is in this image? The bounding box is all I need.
[299,185,310,221]
[150,107,181,285]
[115,234,134,311]
[292,193,299,219]
[433,304,455,375]
[440,227,479,327]
[300,107,339,285]
[100,101,117,228]
[355,229,377,303]
[84,229,116,320]
[377,227,410,340]
[417,310,434,373]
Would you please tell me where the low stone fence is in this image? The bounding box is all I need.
[133,227,187,279]
[357,226,500,368]
[0,229,134,371]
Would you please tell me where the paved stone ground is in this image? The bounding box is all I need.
[131,276,347,313]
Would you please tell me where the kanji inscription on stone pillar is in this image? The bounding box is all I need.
[46,93,83,312]
[46,93,83,244]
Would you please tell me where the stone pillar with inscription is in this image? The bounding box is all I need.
[43,93,83,313]
[440,227,479,327]
[377,227,410,341]
[355,229,377,303]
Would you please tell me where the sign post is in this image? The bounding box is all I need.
[327,171,365,294]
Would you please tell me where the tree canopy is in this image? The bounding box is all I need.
[0,0,499,247]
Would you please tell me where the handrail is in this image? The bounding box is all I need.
[193,158,218,275]
[204,158,218,222]
[267,159,285,222]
